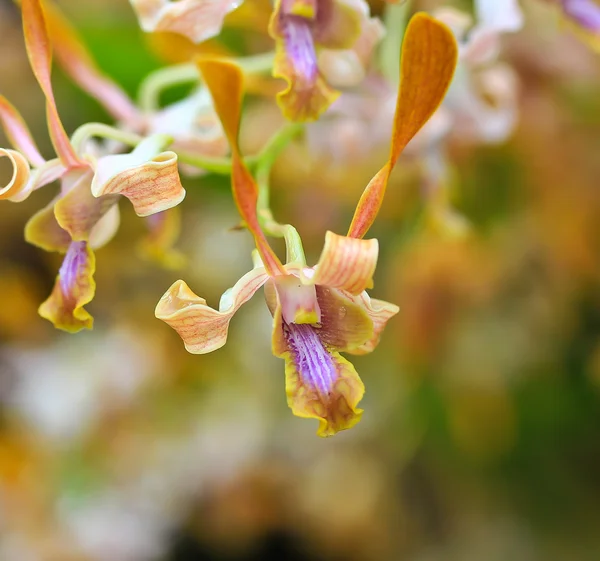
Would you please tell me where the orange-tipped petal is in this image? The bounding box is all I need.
[21,0,84,170]
[44,1,138,123]
[311,231,378,295]
[348,12,458,239]
[91,139,185,217]
[343,292,399,355]
[196,58,285,276]
[0,96,45,166]
[155,268,269,354]
[54,169,120,242]
[129,0,239,43]
[269,0,339,121]
[0,149,31,201]
[38,240,96,332]
[272,305,365,437]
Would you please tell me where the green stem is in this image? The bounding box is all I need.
[379,0,412,85]
[138,51,276,112]
[71,123,142,153]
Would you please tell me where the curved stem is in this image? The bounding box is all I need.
[138,52,276,112]
[71,123,142,152]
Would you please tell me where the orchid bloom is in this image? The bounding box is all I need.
[155,14,458,435]
[0,0,186,331]
[269,0,383,121]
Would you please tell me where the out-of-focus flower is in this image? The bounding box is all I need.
[560,0,600,50]
[128,0,242,43]
[474,0,524,33]
[0,0,186,331]
[156,13,457,435]
[269,0,383,121]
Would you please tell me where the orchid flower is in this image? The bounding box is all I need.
[0,0,186,331]
[269,0,383,121]
[155,13,458,436]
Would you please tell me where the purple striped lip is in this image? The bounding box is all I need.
[283,15,318,85]
[59,241,87,303]
[562,0,600,32]
[284,321,337,397]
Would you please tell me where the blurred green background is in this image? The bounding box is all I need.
[1,0,600,560]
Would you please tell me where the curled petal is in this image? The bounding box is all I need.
[55,169,120,241]
[129,0,240,43]
[315,285,373,352]
[196,58,285,275]
[21,0,84,169]
[0,96,45,166]
[342,292,399,355]
[311,231,378,295]
[38,240,96,332]
[44,1,138,123]
[272,307,364,437]
[137,208,186,269]
[269,5,339,121]
[348,12,458,239]
[155,267,269,353]
[0,149,31,201]
[91,138,185,217]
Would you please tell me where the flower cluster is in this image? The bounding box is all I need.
[2,0,596,436]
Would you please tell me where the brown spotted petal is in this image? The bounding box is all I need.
[91,136,185,217]
[272,302,365,437]
[129,0,240,43]
[155,267,270,353]
[311,230,378,295]
[38,240,96,332]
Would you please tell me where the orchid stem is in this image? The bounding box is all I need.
[379,0,412,85]
[71,123,142,152]
[138,52,276,112]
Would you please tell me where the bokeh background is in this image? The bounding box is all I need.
[1,0,600,560]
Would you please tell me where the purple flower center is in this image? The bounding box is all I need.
[563,0,600,32]
[284,322,337,397]
[282,15,318,85]
[59,241,87,303]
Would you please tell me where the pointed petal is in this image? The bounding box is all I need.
[315,285,373,352]
[269,3,339,121]
[138,208,186,269]
[196,58,285,276]
[343,292,399,355]
[311,231,378,295]
[129,0,239,43]
[272,307,364,437]
[91,140,185,217]
[24,197,72,252]
[348,12,458,239]
[0,95,45,166]
[44,1,138,123]
[0,149,31,201]
[38,240,95,332]
[155,268,269,354]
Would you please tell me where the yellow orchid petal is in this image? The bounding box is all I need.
[137,208,186,269]
[54,169,120,241]
[129,0,239,44]
[315,285,374,352]
[269,0,339,121]
[38,240,95,332]
[21,0,85,169]
[155,267,270,354]
[44,1,138,122]
[0,95,45,166]
[272,305,364,437]
[0,149,31,201]
[343,292,399,355]
[88,204,120,250]
[196,58,285,276]
[311,230,378,295]
[348,12,458,239]
[91,139,185,217]
[24,197,71,252]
